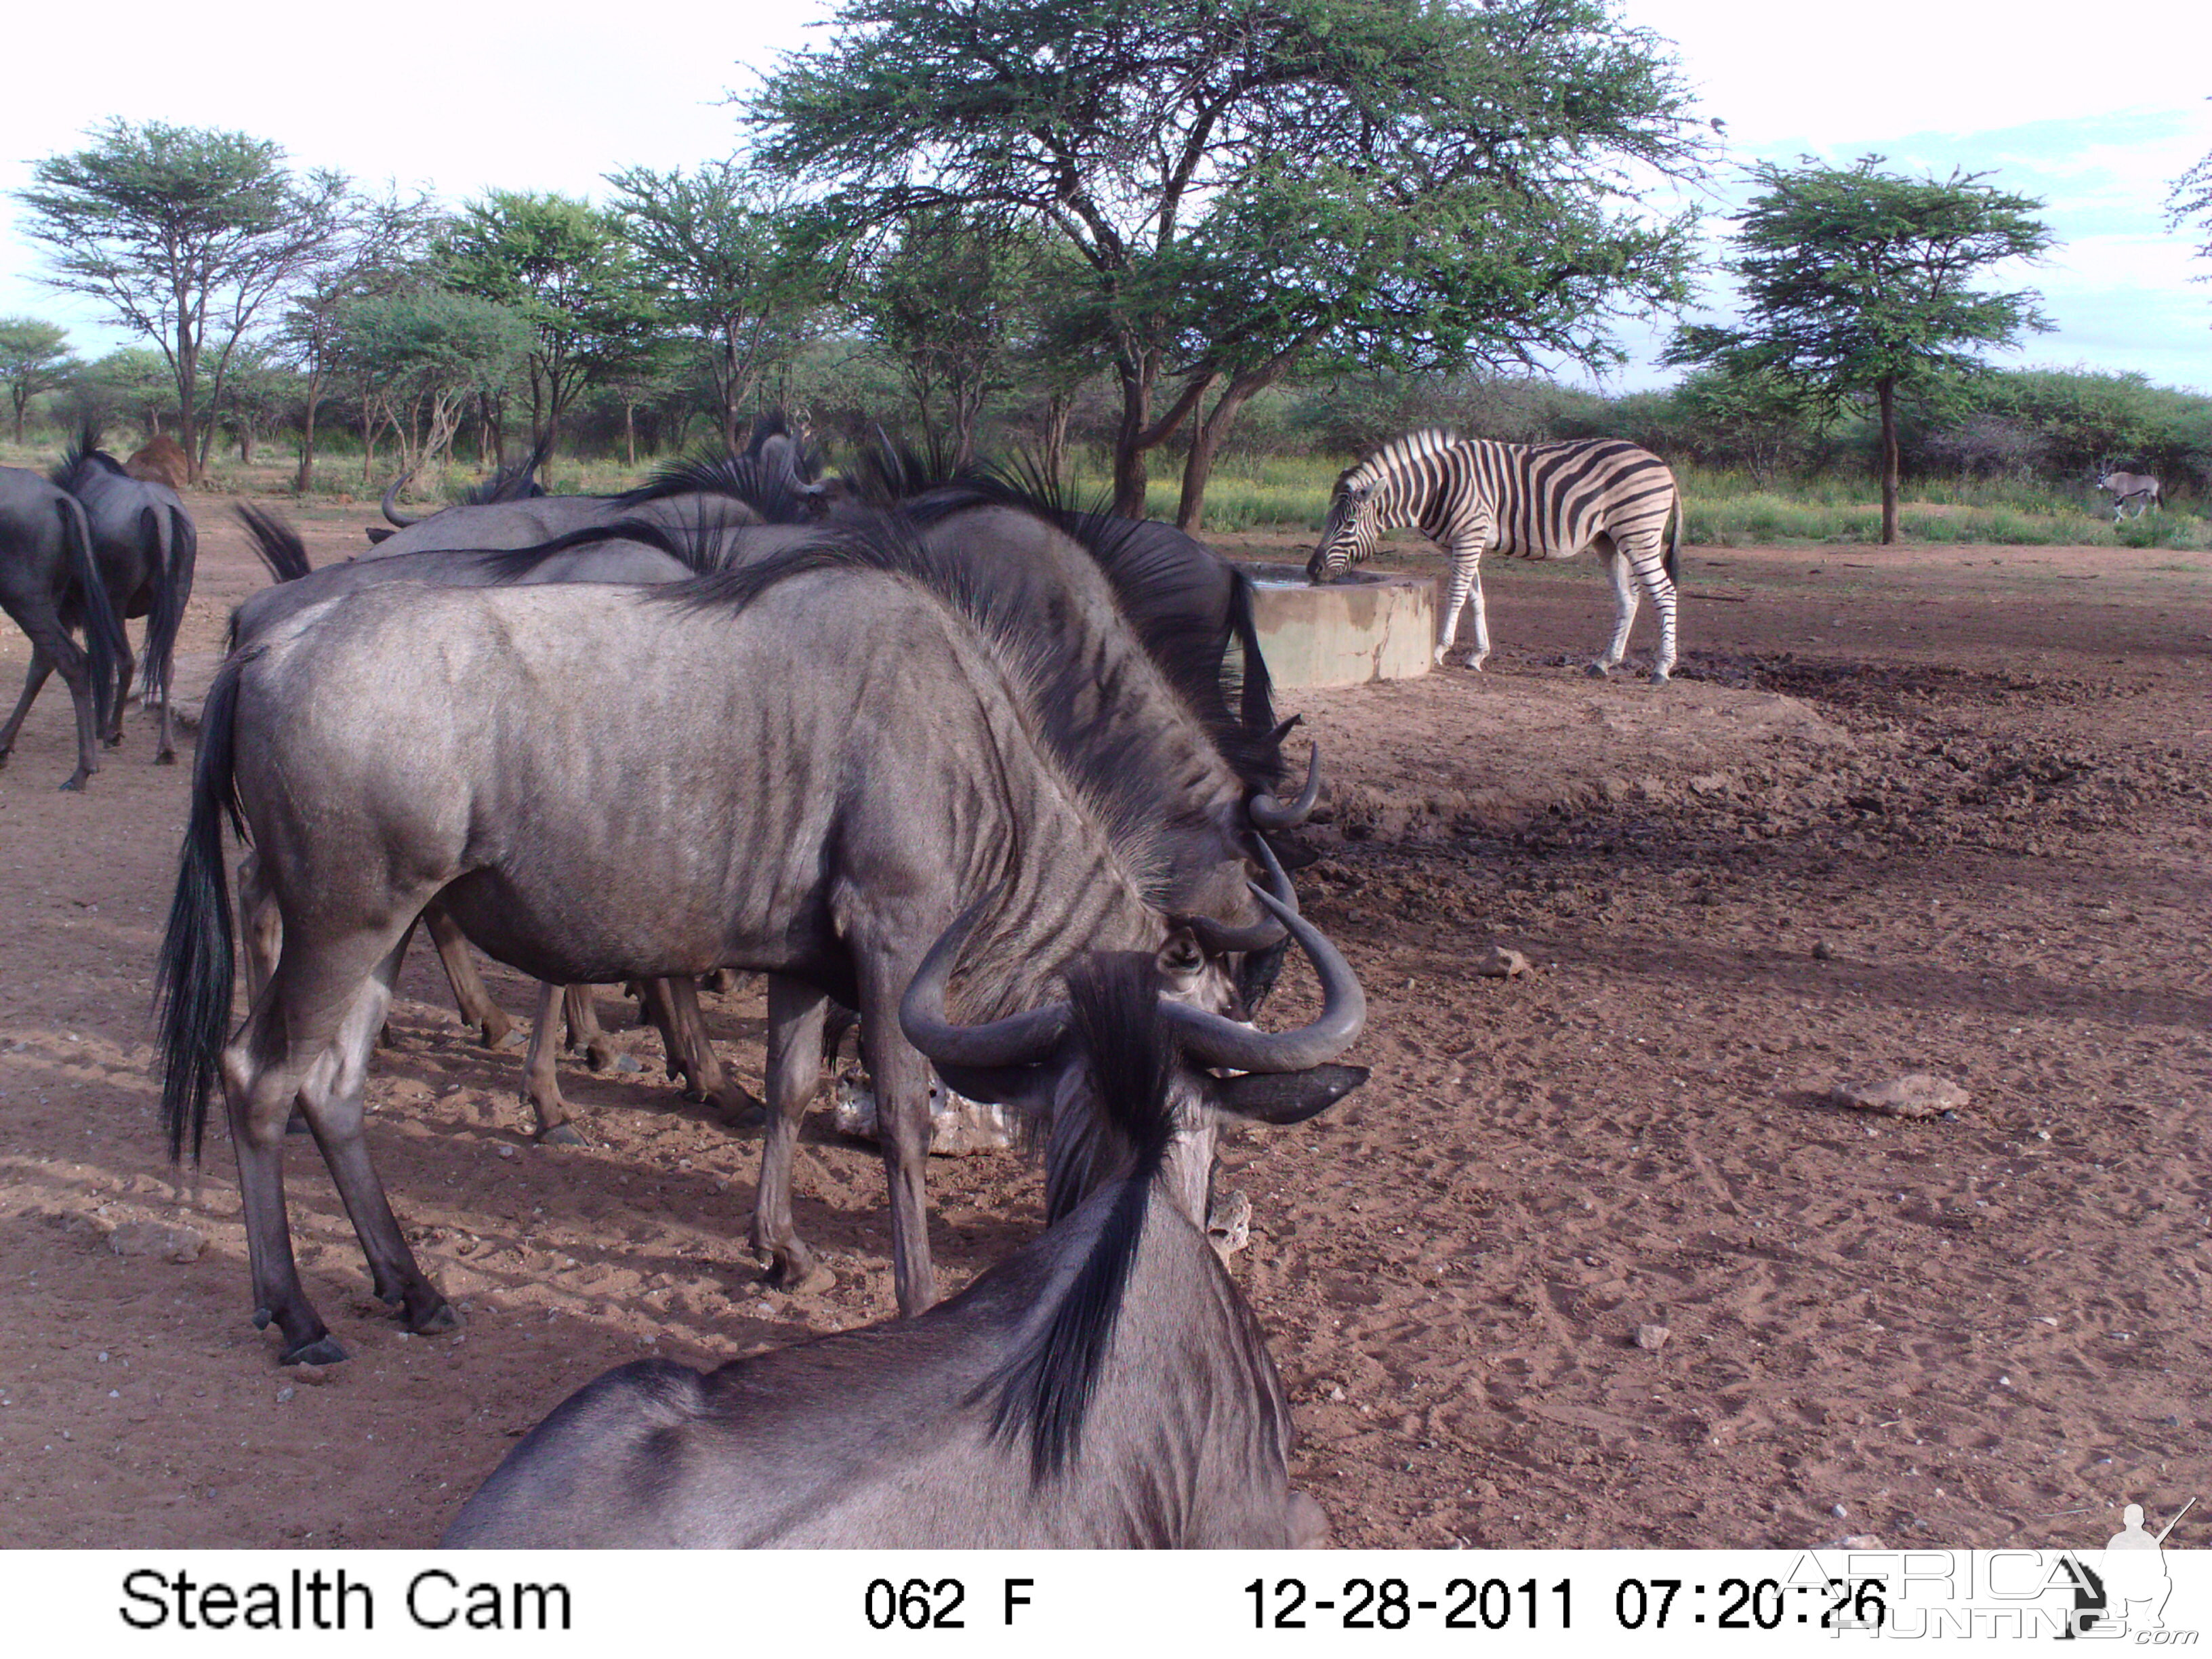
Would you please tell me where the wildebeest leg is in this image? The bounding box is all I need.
[701,967,739,996]
[858,963,938,1315]
[0,649,56,761]
[1591,539,1637,678]
[236,853,281,1006]
[520,981,586,1146]
[295,928,457,1335]
[562,985,615,1069]
[0,626,100,789]
[641,975,763,1122]
[750,976,832,1294]
[423,900,514,1048]
[220,920,421,1364]
[106,640,136,746]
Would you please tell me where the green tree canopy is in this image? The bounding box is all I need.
[1666,155,2054,543]
[332,287,533,483]
[605,162,827,453]
[748,0,1711,526]
[441,190,659,452]
[0,317,81,445]
[14,119,350,476]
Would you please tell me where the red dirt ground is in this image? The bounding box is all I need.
[1,504,2207,1550]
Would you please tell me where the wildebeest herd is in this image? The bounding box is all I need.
[0,415,1723,1547]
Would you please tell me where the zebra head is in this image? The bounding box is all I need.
[1307,470,1380,583]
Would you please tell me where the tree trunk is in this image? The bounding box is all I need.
[295,376,323,494]
[1040,390,1074,487]
[1174,350,1304,532]
[174,317,202,484]
[1111,349,1214,520]
[624,401,637,468]
[1877,376,1900,546]
[10,392,24,446]
[239,418,254,464]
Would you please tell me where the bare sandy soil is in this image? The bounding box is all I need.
[1,504,2207,1550]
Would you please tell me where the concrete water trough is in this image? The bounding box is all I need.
[1240,563,1436,690]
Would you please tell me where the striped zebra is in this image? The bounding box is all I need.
[1307,430,1685,682]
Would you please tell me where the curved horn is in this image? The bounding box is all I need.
[1251,830,1298,916]
[899,895,1071,1069]
[1248,743,1321,831]
[380,469,424,527]
[1162,887,1364,1073]
[1183,910,1288,956]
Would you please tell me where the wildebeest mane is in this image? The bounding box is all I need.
[902,462,1284,791]
[50,421,131,492]
[971,952,1176,1483]
[617,415,823,525]
[457,436,555,506]
[655,512,1193,883]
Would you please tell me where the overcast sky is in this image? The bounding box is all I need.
[2,0,2207,394]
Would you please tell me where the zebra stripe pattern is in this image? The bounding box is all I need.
[1307,429,1685,682]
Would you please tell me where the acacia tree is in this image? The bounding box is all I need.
[1667,156,2053,544]
[332,289,533,485]
[279,186,441,491]
[441,191,657,453]
[749,0,1708,525]
[605,163,826,453]
[0,318,81,444]
[15,120,349,478]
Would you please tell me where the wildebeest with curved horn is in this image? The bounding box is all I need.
[443,891,1364,1548]
[0,467,127,790]
[159,524,1339,1360]
[46,425,198,762]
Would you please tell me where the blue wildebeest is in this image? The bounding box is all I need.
[442,892,1364,1548]
[158,524,1333,1360]
[47,428,198,761]
[2095,468,2161,523]
[227,506,759,1124]
[0,468,126,790]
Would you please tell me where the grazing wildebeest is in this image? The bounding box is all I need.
[0,468,125,790]
[49,426,198,761]
[125,435,192,491]
[159,530,1328,1359]
[227,506,759,1127]
[442,892,1364,1548]
[2095,468,2162,523]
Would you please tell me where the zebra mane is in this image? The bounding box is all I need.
[1349,428,1465,489]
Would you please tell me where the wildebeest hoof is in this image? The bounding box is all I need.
[585,1040,621,1071]
[493,1025,527,1050]
[281,1334,348,1366]
[59,773,89,792]
[155,749,176,765]
[251,1305,274,1330]
[785,1264,836,1297]
[718,1089,767,1129]
[285,1111,312,1136]
[1206,1188,1253,1259]
[536,1122,588,1147]
[410,1301,462,1336]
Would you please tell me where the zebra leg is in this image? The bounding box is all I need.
[1591,546,1639,678]
[1437,546,1488,668]
[1627,538,1678,683]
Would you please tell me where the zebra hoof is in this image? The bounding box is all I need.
[1648,669,1672,686]
[1584,661,1611,680]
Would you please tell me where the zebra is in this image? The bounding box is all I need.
[2095,468,2161,523]
[1307,430,1685,682]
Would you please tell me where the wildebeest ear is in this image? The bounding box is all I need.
[1213,1064,1369,1124]
[1155,928,1204,994]
[928,1059,1057,1111]
[364,526,393,544]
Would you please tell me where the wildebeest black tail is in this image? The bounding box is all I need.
[157,654,247,1161]
[234,504,313,584]
[56,495,124,737]
[139,505,199,709]
[982,954,1176,1484]
[1225,569,1283,779]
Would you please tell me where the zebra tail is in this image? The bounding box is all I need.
[157,654,246,1162]
[58,496,125,737]
[1664,489,1683,589]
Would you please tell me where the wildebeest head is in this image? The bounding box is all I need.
[901,882,1367,1229]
